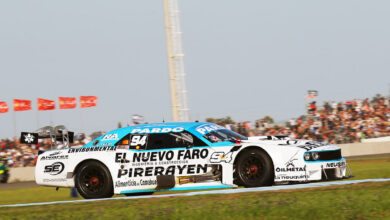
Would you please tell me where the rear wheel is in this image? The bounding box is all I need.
[234,149,274,187]
[75,161,113,199]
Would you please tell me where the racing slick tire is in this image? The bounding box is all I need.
[75,161,114,199]
[234,149,274,187]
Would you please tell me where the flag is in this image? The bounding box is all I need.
[58,97,76,109]
[37,98,55,111]
[306,90,318,99]
[80,96,97,108]
[13,99,31,111]
[0,102,8,113]
[132,114,144,125]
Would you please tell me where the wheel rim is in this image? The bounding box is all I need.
[79,166,105,195]
[240,155,264,185]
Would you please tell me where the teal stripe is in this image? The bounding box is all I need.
[120,185,233,194]
[305,158,346,163]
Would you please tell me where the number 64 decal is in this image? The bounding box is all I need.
[130,135,147,146]
[210,152,233,163]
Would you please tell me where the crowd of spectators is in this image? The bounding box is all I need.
[0,134,94,168]
[1,94,389,167]
[229,95,390,144]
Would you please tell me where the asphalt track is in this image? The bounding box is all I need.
[0,181,37,190]
[1,178,390,208]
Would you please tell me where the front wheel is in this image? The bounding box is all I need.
[234,149,274,187]
[75,161,113,199]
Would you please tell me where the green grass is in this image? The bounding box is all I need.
[347,157,390,180]
[0,157,388,219]
[0,182,389,220]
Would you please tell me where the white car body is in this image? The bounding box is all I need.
[34,122,350,196]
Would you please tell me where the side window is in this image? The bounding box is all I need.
[146,131,207,150]
[115,134,148,150]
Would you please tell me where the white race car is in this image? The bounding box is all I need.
[25,122,352,199]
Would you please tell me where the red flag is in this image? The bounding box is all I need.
[13,99,31,111]
[58,97,76,109]
[0,102,8,113]
[37,98,55,111]
[80,96,97,108]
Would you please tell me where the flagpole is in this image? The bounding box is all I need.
[37,110,40,129]
[50,110,54,126]
[13,107,16,138]
[80,109,85,134]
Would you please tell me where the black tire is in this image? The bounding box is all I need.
[124,192,154,197]
[234,149,274,187]
[75,161,114,199]
[0,172,8,183]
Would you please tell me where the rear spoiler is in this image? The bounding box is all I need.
[20,125,74,149]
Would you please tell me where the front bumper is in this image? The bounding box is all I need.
[275,158,353,182]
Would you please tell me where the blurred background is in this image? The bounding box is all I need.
[0,0,390,170]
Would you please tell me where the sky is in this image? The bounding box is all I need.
[1,0,390,138]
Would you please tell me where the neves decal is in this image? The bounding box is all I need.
[326,161,346,168]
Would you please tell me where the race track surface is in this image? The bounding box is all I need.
[0,181,38,190]
[0,178,389,208]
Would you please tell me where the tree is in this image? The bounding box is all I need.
[258,116,274,124]
[371,93,383,104]
[206,116,235,125]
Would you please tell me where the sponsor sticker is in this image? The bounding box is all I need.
[68,146,117,153]
[296,141,327,151]
[326,161,346,168]
[276,152,305,172]
[275,167,306,172]
[195,124,224,135]
[101,134,119,141]
[115,153,130,163]
[43,178,67,182]
[130,127,184,134]
[275,174,309,180]
[44,162,65,175]
[114,179,158,188]
[117,164,208,178]
[130,149,209,163]
[210,152,233,163]
[41,151,69,161]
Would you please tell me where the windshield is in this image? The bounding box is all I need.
[204,129,248,143]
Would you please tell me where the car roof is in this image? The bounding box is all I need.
[82,121,233,148]
[83,122,215,146]
[111,121,209,133]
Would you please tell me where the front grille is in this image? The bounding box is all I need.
[319,149,342,161]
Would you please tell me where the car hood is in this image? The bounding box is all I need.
[244,136,341,151]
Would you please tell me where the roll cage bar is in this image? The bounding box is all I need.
[20,125,74,149]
